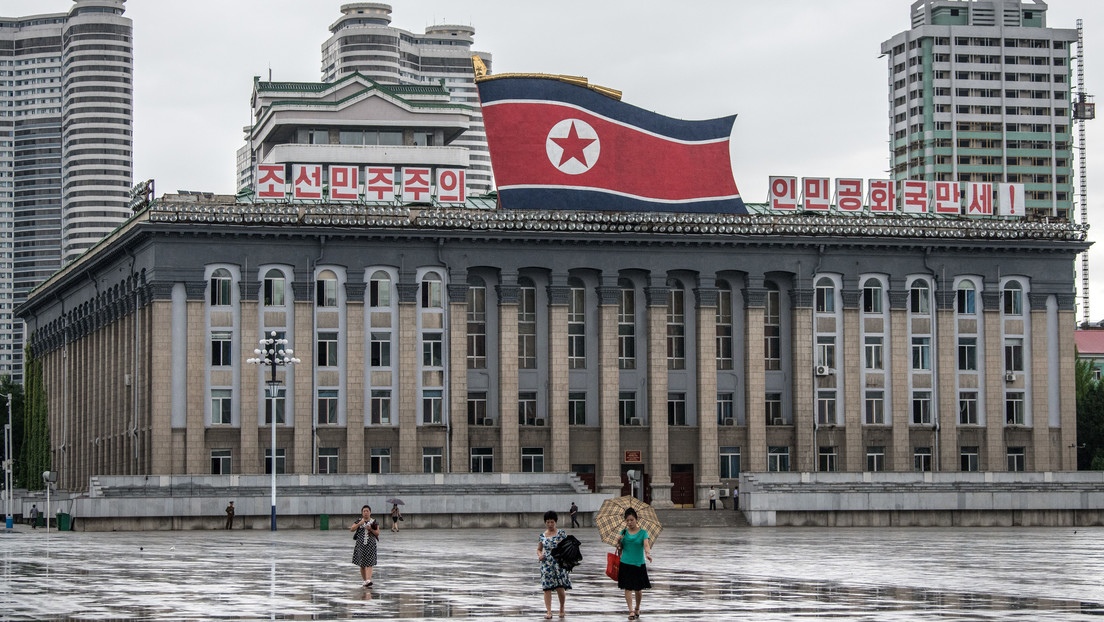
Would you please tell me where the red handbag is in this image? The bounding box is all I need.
[605,552,620,582]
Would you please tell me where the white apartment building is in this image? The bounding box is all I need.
[881,0,1076,218]
[0,0,132,383]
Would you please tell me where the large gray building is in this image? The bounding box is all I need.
[0,0,133,383]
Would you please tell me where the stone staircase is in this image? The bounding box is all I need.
[654,507,748,528]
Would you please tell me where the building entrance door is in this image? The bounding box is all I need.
[671,464,695,507]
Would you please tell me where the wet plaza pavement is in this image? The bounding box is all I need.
[3,522,1104,620]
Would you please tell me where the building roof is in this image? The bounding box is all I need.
[1075,329,1104,356]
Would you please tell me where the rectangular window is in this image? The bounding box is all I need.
[370,448,390,474]
[317,389,338,425]
[519,391,538,426]
[1007,447,1026,471]
[764,289,781,370]
[716,292,733,370]
[864,336,883,370]
[316,278,337,307]
[863,284,883,313]
[519,286,537,369]
[667,392,686,426]
[467,391,488,426]
[866,446,885,472]
[618,288,636,369]
[817,335,836,369]
[265,386,285,425]
[914,447,933,472]
[211,389,232,425]
[370,389,391,425]
[960,446,979,472]
[211,331,232,367]
[1004,338,1024,372]
[263,448,285,475]
[317,447,338,474]
[717,393,735,426]
[720,446,741,479]
[264,276,285,306]
[957,288,976,314]
[317,332,338,367]
[521,447,545,473]
[470,447,494,473]
[370,332,391,368]
[370,275,390,307]
[958,337,977,371]
[817,390,836,425]
[865,390,885,425]
[912,337,931,370]
[666,289,685,370]
[422,333,443,367]
[1005,391,1025,425]
[211,449,231,474]
[766,393,783,426]
[768,446,790,472]
[815,282,834,313]
[959,391,978,425]
[818,446,838,472]
[422,390,443,424]
[912,390,932,425]
[618,392,637,426]
[568,392,586,426]
[421,280,442,308]
[210,276,232,306]
[568,286,586,369]
[467,285,486,369]
[423,447,443,473]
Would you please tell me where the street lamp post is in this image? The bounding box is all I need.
[247,331,299,531]
[2,393,12,530]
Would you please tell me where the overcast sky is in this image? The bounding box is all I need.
[7,0,1104,321]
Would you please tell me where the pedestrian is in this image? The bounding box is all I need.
[708,486,717,510]
[224,501,235,529]
[616,507,652,620]
[733,484,739,511]
[537,510,571,619]
[29,504,38,529]
[569,502,579,528]
[351,505,380,587]
[390,503,402,532]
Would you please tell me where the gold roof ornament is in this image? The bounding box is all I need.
[471,55,488,79]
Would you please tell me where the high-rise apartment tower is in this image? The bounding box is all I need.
[881,0,1076,218]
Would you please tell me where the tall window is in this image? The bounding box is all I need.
[470,447,494,473]
[371,332,391,367]
[519,279,537,369]
[862,278,883,313]
[959,391,978,425]
[317,390,338,424]
[568,392,586,426]
[1007,447,1026,472]
[1005,392,1025,425]
[370,448,390,474]
[768,447,790,472]
[815,277,835,313]
[211,331,232,367]
[265,386,285,425]
[818,446,838,472]
[317,332,338,367]
[421,273,442,309]
[618,284,636,369]
[422,390,443,424]
[717,393,735,425]
[764,285,781,370]
[317,448,338,474]
[716,286,733,370]
[619,392,637,426]
[865,390,885,425]
[956,280,976,314]
[912,390,932,425]
[816,336,836,368]
[423,333,443,367]
[960,446,980,472]
[864,336,883,370]
[866,446,885,472]
[467,281,486,369]
[370,389,391,425]
[666,286,685,370]
[263,269,285,306]
[667,393,686,426]
[909,280,931,314]
[1002,280,1023,315]
[316,270,338,307]
[958,337,977,371]
[912,337,931,370]
[211,389,232,425]
[914,447,933,472]
[519,392,538,426]
[423,447,443,473]
[210,268,232,306]
[817,390,836,425]
[263,448,286,474]
[720,446,741,479]
[211,449,232,474]
[468,391,488,425]
[1004,338,1024,372]
[568,280,586,369]
[369,270,391,307]
[766,393,783,425]
[521,447,545,473]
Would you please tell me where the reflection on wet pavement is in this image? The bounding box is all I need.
[3,525,1104,620]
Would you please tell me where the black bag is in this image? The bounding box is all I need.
[550,535,583,571]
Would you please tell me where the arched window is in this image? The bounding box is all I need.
[369,270,391,307]
[956,280,976,315]
[909,280,930,314]
[518,277,537,369]
[716,282,733,370]
[1003,280,1023,315]
[316,269,338,307]
[421,272,442,309]
[764,281,781,371]
[568,278,586,369]
[466,277,486,369]
[210,268,232,306]
[862,278,883,314]
[618,278,636,370]
[666,280,685,370]
[263,269,285,307]
[815,277,835,313]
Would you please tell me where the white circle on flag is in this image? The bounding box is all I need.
[546,118,600,175]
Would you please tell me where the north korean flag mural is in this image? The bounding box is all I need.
[477,76,746,214]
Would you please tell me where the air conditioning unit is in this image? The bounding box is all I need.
[1004,371,1016,383]
[815,365,831,376]
[723,417,735,426]
[772,417,784,426]
[718,488,729,498]
[535,418,546,427]
[482,419,494,426]
[629,417,642,426]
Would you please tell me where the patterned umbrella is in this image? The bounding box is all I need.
[594,495,663,548]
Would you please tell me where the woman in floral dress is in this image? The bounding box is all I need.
[536,510,571,619]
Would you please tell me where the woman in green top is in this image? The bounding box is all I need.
[616,507,652,620]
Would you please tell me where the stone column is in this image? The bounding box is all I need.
[396,280,419,473]
[645,283,673,507]
[841,289,863,472]
[597,277,623,493]
[888,289,911,471]
[1057,293,1078,470]
[743,284,767,472]
[936,290,958,471]
[239,280,260,473]
[981,289,1005,471]
[184,281,207,474]
[497,280,520,472]
[695,284,720,505]
[292,279,314,474]
[790,287,814,472]
[149,285,174,475]
[547,277,571,472]
[447,281,470,472]
[345,281,367,473]
[1028,293,1050,472]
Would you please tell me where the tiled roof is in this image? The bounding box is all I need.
[1075,329,1104,355]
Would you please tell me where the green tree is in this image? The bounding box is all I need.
[1075,356,1104,470]
[19,349,49,490]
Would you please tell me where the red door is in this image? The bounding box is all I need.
[670,464,695,506]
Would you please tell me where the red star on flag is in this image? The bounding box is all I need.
[551,121,597,167]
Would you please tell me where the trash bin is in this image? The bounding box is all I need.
[56,513,71,531]
[319,514,329,530]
